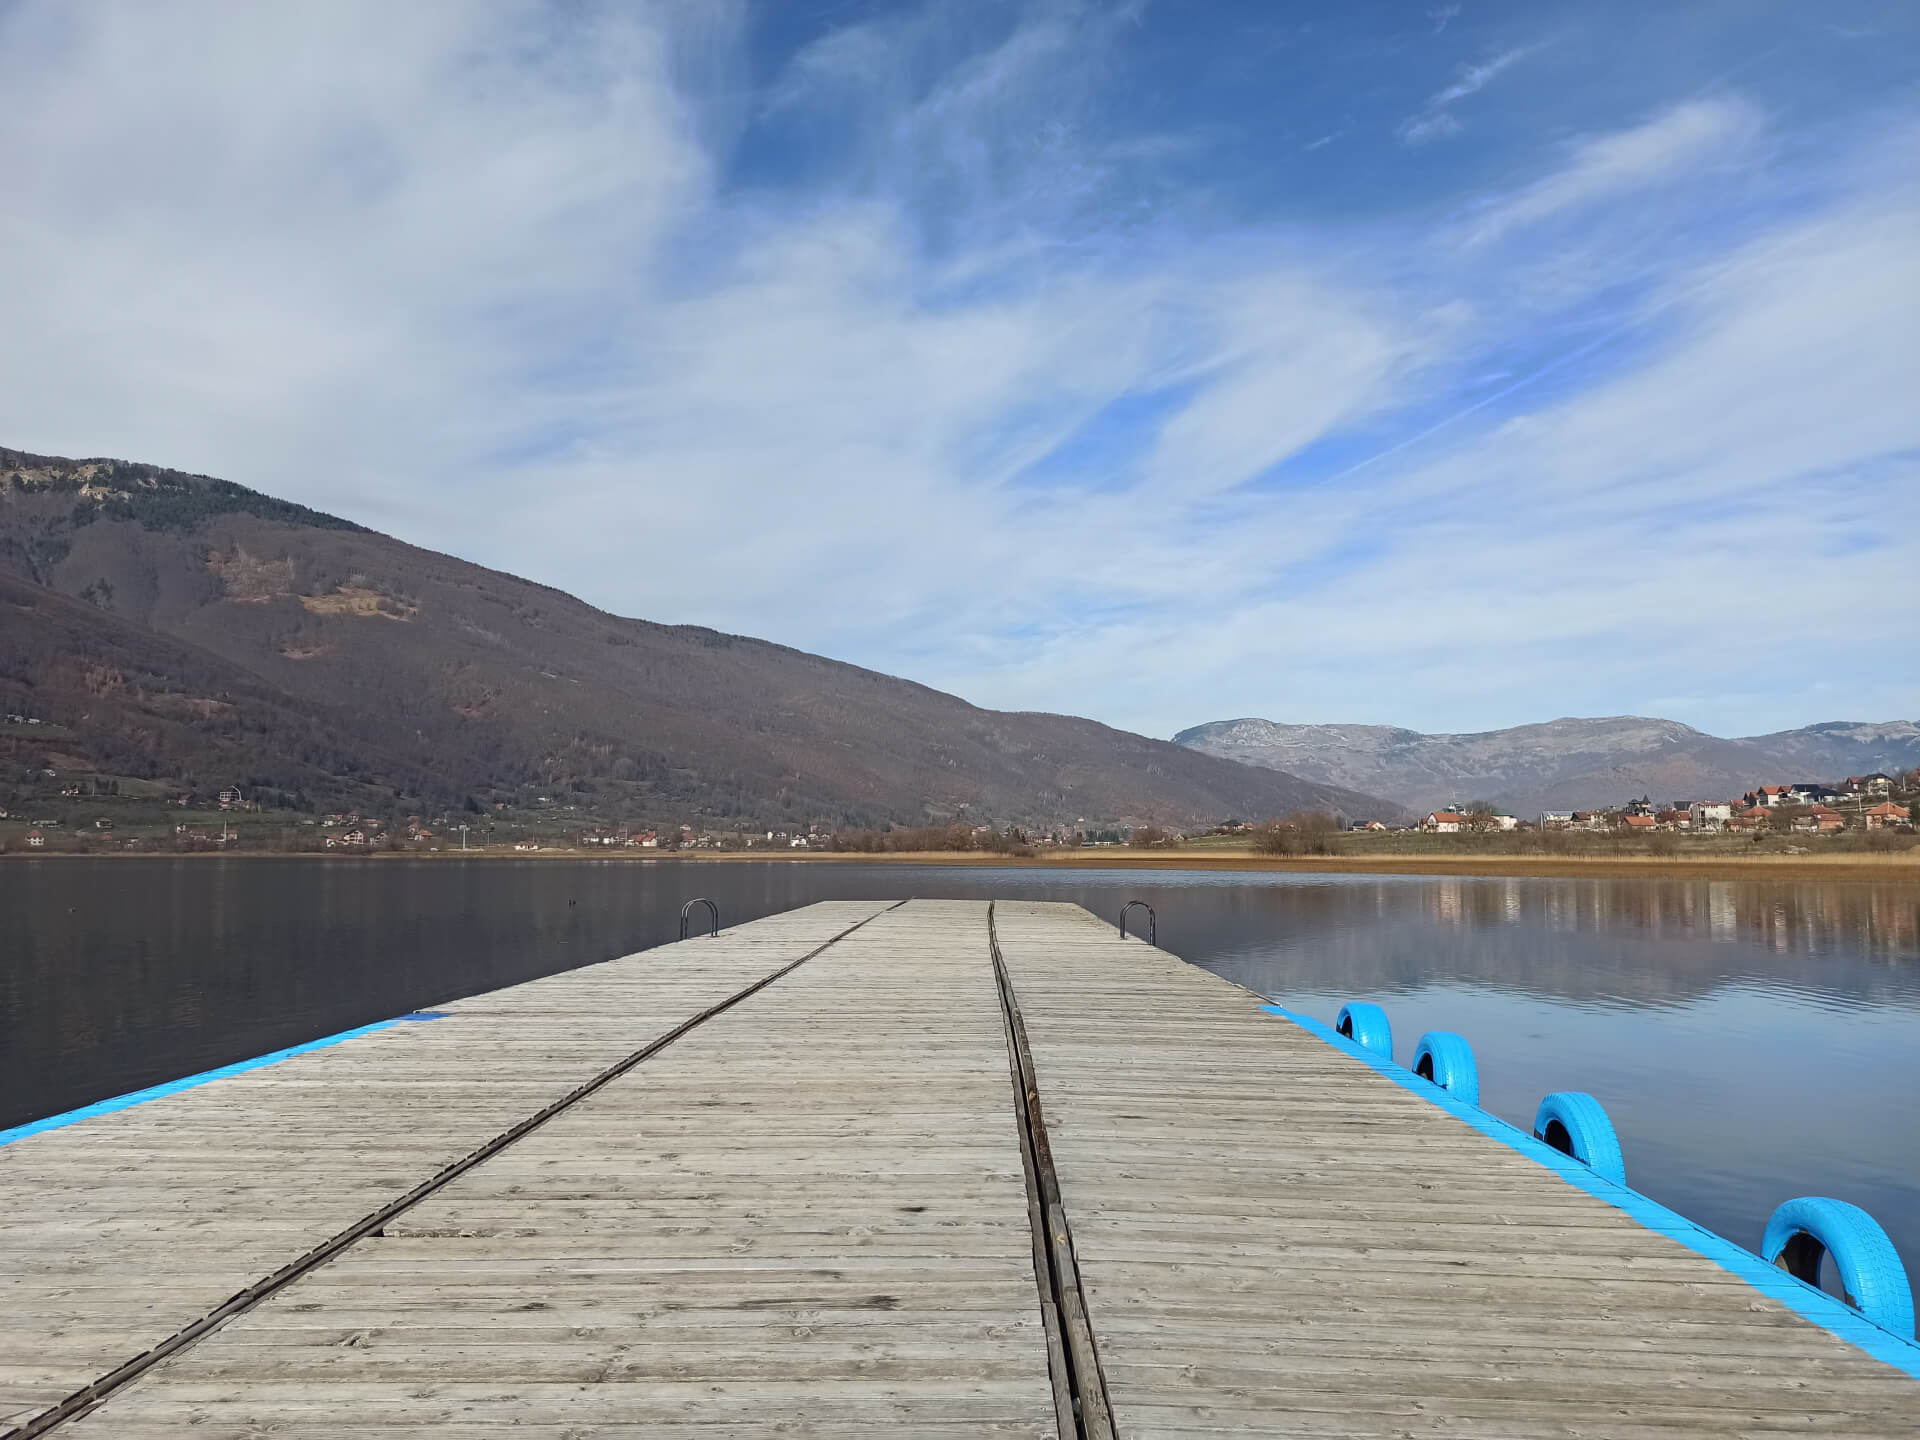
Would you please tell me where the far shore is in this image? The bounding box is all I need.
[12,844,1918,885]
[617,846,1920,884]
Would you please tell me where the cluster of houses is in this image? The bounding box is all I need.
[580,829,664,848]
[576,825,748,850]
[18,824,135,849]
[1417,812,1521,834]
[1709,773,1911,834]
[319,814,446,848]
[312,818,840,853]
[1418,772,1910,836]
[319,809,380,848]
[575,825,830,850]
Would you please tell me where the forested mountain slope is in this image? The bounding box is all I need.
[1,447,1396,828]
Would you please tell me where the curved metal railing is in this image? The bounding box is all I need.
[679,897,720,940]
[1118,900,1155,945]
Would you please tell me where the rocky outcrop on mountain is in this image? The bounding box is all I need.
[0,446,1398,828]
[1174,715,1920,816]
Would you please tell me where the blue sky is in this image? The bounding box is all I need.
[2,1,1916,739]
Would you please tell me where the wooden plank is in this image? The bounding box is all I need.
[0,902,892,1426]
[17,896,1917,1437]
[57,900,1059,1436]
[990,899,1920,1437]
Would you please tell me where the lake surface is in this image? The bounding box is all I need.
[5,857,1917,1284]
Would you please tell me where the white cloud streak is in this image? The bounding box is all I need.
[1,3,1915,740]
[1462,98,1767,244]
[1399,45,1537,145]
[1432,46,1536,106]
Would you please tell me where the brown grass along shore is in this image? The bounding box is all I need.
[13,844,1918,885]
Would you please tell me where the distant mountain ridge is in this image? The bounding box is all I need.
[0,446,1400,829]
[1173,715,1920,817]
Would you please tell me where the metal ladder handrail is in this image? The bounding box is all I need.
[1118,900,1155,945]
[679,897,719,940]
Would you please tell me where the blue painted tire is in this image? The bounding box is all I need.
[1763,1196,1915,1339]
[1334,1001,1392,1060]
[1532,1091,1626,1186]
[1411,1031,1480,1106]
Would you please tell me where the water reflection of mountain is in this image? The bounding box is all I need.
[1179,877,1920,1011]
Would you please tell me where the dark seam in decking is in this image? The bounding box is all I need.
[990,900,1116,1440]
[4,901,905,1440]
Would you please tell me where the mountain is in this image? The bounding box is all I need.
[1173,715,1920,817]
[0,446,1398,829]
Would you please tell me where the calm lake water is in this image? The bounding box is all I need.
[5,857,1917,1283]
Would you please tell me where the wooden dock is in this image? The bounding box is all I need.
[3,899,1916,1436]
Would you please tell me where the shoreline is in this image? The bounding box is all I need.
[11,846,1918,885]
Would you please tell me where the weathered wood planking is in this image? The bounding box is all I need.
[12,897,1919,1437]
[0,900,892,1430]
[57,900,1059,1437]
[991,900,1920,1437]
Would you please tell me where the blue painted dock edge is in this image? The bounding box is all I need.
[1260,1002,1920,1381]
[0,1012,449,1149]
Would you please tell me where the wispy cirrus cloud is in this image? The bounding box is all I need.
[1461,97,1766,245]
[1,1,1915,739]
[1398,44,1538,145]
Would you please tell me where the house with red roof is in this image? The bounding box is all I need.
[1790,806,1845,834]
[1865,801,1911,830]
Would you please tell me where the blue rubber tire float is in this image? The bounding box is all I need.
[1532,1091,1626,1186]
[1334,1001,1392,1060]
[1762,1196,1915,1339]
[1411,1031,1480,1106]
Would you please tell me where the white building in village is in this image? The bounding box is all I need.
[1689,801,1734,830]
